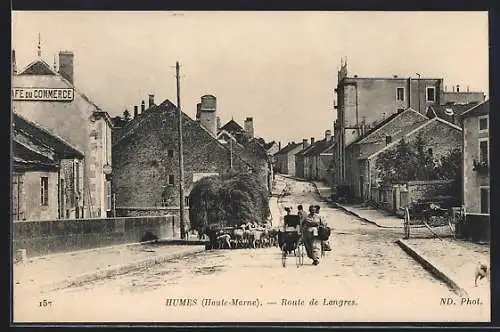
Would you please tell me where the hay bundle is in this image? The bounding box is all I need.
[189,172,270,233]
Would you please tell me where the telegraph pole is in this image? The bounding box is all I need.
[176,61,186,240]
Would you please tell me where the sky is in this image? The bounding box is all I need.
[11,11,489,145]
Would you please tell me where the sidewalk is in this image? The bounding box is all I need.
[13,242,205,295]
[398,238,490,299]
[335,203,403,228]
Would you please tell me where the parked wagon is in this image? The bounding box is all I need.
[402,196,464,240]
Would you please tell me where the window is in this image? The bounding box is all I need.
[167,149,174,157]
[396,87,405,101]
[479,139,489,164]
[185,196,190,207]
[40,176,49,206]
[12,174,24,220]
[428,148,433,156]
[168,175,175,185]
[385,135,392,145]
[480,187,489,214]
[426,87,436,102]
[479,115,488,132]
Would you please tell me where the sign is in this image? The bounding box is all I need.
[103,164,112,175]
[12,87,74,101]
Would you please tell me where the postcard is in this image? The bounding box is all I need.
[11,10,490,324]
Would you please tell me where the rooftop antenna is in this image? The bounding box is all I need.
[37,33,41,57]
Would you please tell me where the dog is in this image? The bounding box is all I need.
[474,261,489,287]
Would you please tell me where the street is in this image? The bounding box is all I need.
[14,177,488,322]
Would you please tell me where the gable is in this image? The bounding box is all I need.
[356,108,427,145]
[19,60,57,76]
[367,118,461,160]
[220,119,243,133]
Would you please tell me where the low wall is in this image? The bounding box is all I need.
[407,180,457,203]
[13,215,181,258]
[456,214,490,242]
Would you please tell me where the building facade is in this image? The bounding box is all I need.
[333,61,444,187]
[12,51,113,218]
[461,100,489,218]
[12,113,84,221]
[112,99,253,213]
[363,117,462,202]
[275,142,303,176]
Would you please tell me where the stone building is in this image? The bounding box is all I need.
[362,117,462,202]
[302,130,334,182]
[12,113,84,221]
[12,49,113,218]
[112,99,254,216]
[344,108,429,199]
[274,142,303,176]
[460,100,489,237]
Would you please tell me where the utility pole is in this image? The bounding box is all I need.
[176,61,186,240]
[416,73,421,113]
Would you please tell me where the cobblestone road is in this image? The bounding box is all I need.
[14,176,489,323]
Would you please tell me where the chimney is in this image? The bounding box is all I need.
[467,86,470,92]
[244,117,254,138]
[58,51,74,84]
[148,94,155,108]
[141,100,145,113]
[134,105,138,118]
[456,85,460,93]
[216,116,221,130]
[393,75,398,78]
[278,142,281,151]
[325,130,332,142]
[302,138,309,149]
[199,95,217,136]
[12,50,17,75]
[196,103,201,120]
[311,137,315,144]
[452,85,455,92]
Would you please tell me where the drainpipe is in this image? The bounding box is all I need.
[368,159,371,202]
[355,82,360,136]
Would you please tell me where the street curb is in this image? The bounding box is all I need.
[396,239,468,297]
[40,246,206,293]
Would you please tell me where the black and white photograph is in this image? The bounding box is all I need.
[11,11,490,323]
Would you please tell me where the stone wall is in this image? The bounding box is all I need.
[13,215,178,257]
[407,179,457,203]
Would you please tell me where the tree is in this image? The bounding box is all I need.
[435,147,462,194]
[376,138,417,184]
[413,133,437,180]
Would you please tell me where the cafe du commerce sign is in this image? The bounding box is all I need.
[12,87,74,102]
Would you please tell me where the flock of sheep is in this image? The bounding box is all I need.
[204,223,281,250]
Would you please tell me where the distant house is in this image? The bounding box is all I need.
[275,142,303,176]
[305,131,334,181]
[295,139,312,179]
[359,117,462,203]
[460,100,489,240]
[12,113,84,221]
[345,108,429,200]
[112,99,253,217]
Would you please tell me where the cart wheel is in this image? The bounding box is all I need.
[297,244,305,266]
[281,245,287,268]
[403,207,410,239]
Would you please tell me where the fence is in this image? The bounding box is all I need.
[13,215,181,257]
[369,180,458,215]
